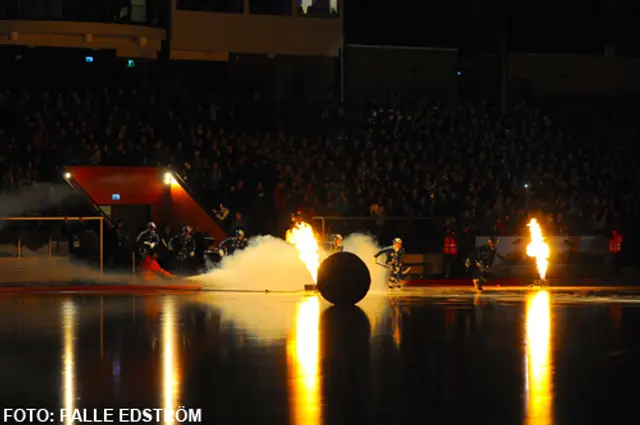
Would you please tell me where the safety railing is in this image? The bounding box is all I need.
[311,216,452,253]
[0,216,105,274]
[170,170,228,238]
[62,168,115,229]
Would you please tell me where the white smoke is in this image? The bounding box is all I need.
[188,235,314,292]
[0,257,134,284]
[342,233,389,293]
[0,184,71,219]
[0,184,139,284]
[188,232,393,341]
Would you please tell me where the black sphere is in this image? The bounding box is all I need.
[317,252,371,306]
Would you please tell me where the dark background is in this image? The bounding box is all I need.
[346,0,640,56]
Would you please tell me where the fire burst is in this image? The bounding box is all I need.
[526,218,550,281]
[286,221,320,284]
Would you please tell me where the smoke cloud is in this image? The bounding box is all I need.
[342,233,389,292]
[0,184,71,219]
[188,235,314,292]
[187,232,391,340]
[0,257,134,284]
[190,232,389,293]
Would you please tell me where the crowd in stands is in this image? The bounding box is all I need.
[1,81,638,250]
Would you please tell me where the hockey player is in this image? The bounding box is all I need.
[374,238,409,289]
[465,236,499,292]
[331,234,344,253]
[291,210,304,226]
[136,222,160,257]
[169,226,197,260]
[218,229,249,257]
[168,225,197,273]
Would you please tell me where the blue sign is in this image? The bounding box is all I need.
[112,194,120,201]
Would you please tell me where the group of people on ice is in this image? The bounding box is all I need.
[135,210,500,291]
[135,221,250,280]
[373,235,499,291]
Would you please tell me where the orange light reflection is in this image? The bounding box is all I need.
[287,296,321,425]
[524,291,553,425]
[162,297,181,423]
[61,300,76,425]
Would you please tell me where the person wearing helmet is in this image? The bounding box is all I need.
[291,210,304,225]
[332,234,344,253]
[169,225,197,265]
[218,229,249,257]
[465,236,500,292]
[374,237,409,289]
[136,221,160,257]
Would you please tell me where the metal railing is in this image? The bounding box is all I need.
[0,216,104,274]
[63,170,114,228]
[311,216,451,252]
[170,170,228,238]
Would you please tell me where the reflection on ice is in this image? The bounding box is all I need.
[288,296,321,425]
[162,297,181,422]
[525,291,553,425]
[61,299,76,425]
[193,293,305,342]
[193,291,393,344]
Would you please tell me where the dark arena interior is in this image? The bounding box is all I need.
[1,0,640,423]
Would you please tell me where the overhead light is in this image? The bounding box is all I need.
[64,172,72,180]
[163,172,176,186]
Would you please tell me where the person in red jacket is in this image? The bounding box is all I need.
[138,251,173,281]
[609,230,624,275]
[443,228,458,279]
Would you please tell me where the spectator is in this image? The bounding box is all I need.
[1,81,638,251]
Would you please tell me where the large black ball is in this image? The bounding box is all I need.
[317,252,371,306]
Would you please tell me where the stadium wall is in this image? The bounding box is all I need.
[345,44,459,100]
[171,11,342,58]
[508,53,640,97]
[226,54,336,100]
[65,166,227,242]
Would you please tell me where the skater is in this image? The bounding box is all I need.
[291,209,304,226]
[169,226,197,260]
[218,229,248,257]
[138,250,173,280]
[169,225,197,272]
[331,234,344,253]
[374,238,409,289]
[136,222,160,257]
[465,236,499,292]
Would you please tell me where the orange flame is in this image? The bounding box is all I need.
[286,221,320,284]
[526,218,550,280]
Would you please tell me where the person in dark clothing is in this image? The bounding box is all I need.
[169,225,197,273]
[112,217,128,268]
[291,210,304,226]
[62,219,87,262]
[465,236,501,292]
[331,234,344,253]
[218,229,248,257]
[136,222,160,257]
[374,237,409,289]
